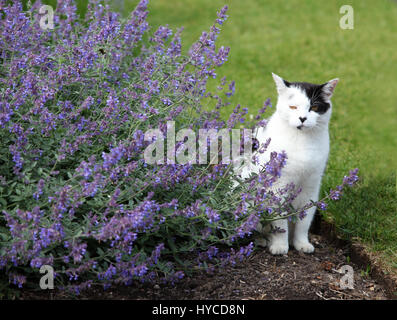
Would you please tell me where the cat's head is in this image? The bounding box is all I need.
[271,73,339,130]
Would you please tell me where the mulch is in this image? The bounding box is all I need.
[20,232,390,300]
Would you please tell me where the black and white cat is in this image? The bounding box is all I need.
[240,73,339,255]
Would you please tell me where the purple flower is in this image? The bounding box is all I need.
[235,214,260,238]
[206,246,219,260]
[205,206,220,224]
[317,201,328,211]
[329,189,342,200]
[9,273,26,289]
[343,168,359,186]
[33,179,45,200]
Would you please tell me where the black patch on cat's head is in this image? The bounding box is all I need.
[284,81,330,114]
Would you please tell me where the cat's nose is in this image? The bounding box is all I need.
[299,117,307,123]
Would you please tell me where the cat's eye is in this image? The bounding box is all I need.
[310,105,319,112]
[289,106,297,110]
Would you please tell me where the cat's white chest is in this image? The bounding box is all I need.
[254,115,329,183]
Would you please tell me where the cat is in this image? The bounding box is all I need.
[238,73,339,255]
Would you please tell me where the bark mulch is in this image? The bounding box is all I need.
[21,232,390,300]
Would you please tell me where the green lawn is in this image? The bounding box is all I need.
[29,0,397,272]
[139,0,397,272]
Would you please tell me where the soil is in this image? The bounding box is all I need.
[20,225,392,300]
[89,234,388,300]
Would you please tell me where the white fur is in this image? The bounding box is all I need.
[238,73,338,255]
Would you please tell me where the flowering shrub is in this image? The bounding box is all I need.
[0,0,358,295]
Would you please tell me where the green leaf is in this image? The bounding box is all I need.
[0,198,7,207]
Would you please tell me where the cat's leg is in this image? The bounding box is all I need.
[292,177,321,253]
[266,177,291,255]
[293,206,315,253]
[268,217,289,255]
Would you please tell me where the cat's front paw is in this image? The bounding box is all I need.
[268,242,289,255]
[293,240,314,253]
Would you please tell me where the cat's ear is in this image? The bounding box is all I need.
[272,73,289,94]
[322,78,339,99]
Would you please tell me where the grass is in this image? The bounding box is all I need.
[327,173,397,269]
[24,0,397,272]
